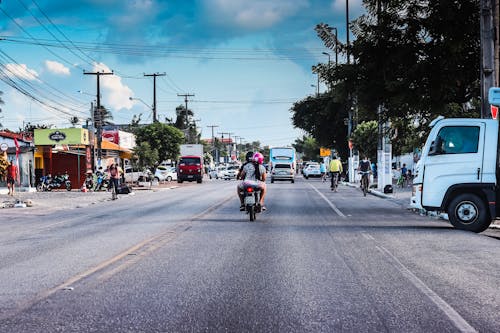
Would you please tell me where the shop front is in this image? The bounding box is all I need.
[34,128,90,189]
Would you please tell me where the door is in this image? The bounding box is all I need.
[422,123,485,208]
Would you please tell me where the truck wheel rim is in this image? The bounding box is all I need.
[456,202,477,223]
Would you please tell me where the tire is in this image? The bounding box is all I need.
[271,178,274,183]
[66,183,72,191]
[197,178,202,184]
[166,176,172,182]
[154,177,160,182]
[447,193,490,233]
[36,184,43,192]
[305,175,308,179]
[248,206,255,221]
[291,179,295,183]
[178,179,183,183]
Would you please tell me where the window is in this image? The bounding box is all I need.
[180,158,200,165]
[434,126,479,154]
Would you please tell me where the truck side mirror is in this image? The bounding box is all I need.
[488,87,500,106]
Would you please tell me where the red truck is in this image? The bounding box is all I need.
[177,144,204,183]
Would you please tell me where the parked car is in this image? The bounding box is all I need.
[124,167,151,183]
[154,166,177,182]
[303,163,321,179]
[271,163,295,183]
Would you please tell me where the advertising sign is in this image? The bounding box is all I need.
[34,128,89,145]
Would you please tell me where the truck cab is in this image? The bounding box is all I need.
[177,155,204,183]
[412,116,498,232]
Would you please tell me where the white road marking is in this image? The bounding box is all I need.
[309,183,346,218]
[362,232,478,333]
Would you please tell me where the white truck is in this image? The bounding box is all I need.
[411,88,500,232]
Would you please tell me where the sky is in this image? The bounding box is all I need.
[0,0,364,147]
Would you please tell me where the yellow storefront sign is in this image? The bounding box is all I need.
[34,128,89,145]
[320,147,331,157]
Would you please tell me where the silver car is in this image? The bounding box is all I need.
[271,163,295,183]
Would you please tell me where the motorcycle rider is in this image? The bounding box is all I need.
[237,151,267,211]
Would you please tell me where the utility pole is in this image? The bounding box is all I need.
[84,70,113,167]
[481,0,497,118]
[177,93,195,128]
[144,73,165,122]
[207,125,219,162]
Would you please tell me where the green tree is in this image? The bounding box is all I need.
[350,121,378,160]
[307,0,480,157]
[290,91,349,159]
[293,136,320,161]
[133,142,159,170]
[133,122,184,167]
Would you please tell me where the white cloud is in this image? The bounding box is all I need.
[3,63,38,81]
[205,0,309,30]
[92,62,134,111]
[44,60,71,76]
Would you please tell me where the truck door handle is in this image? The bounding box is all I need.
[477,168,481,180]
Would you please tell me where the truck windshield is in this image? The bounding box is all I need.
[180,158,200,165]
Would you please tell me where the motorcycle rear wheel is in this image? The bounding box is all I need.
[248,205,256,221]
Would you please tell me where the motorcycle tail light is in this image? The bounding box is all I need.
[246,187,253,193]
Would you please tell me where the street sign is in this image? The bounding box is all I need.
[491,105,498,119]
[320,147,331,157]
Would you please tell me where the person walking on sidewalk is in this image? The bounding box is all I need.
[329,156,342,191]
[6,160,17,196]
[319,158,327,182]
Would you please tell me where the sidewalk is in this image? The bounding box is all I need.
[346,180,500,230]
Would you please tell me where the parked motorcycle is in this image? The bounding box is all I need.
[36,174,52,192]
[50,172,72,191]
[241,181,262,221]
[84,172,94,191]
[93,171,109,191]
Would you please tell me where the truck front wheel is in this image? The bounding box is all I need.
[447,194,490,233]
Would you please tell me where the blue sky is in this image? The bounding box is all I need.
[0,0,363,147]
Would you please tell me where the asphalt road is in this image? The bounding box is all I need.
[1,177,500,332]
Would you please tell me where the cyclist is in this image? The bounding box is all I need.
[358,156,371,192]
[328,155,342,191]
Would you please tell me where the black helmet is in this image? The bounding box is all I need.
[245,151,254,162]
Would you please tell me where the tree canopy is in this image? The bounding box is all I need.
[291,0,480,159]
[133,122,184,167]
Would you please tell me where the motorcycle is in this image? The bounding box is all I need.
[241,181,262,221]
[51,172,72,191]
[84,172,94,191]
[36,174,52,192]
[93,171,109,191]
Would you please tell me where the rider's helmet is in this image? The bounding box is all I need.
[253,152,264,164]
[245,151,254,162]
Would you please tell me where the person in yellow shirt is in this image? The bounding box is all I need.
[328,155,342,191]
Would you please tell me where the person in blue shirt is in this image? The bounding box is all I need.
[319,158,327,182]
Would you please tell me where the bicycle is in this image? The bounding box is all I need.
[359,171,370,196]
[397,174,406,188]
[331,172,339,192]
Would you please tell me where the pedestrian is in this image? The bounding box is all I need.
[108,163,120,197]
[6,160,17,196]
[319,158,327,182]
